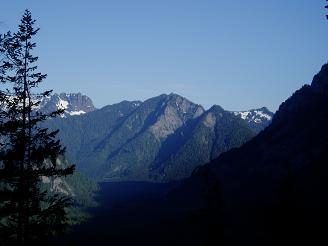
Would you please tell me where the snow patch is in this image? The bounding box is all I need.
[254,110,272,120]
[234,111,250,120]
[69,110,86,116]
[233,109,272,124]
[56,97,69,110]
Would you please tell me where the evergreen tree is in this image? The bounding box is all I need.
[0,9,75,245]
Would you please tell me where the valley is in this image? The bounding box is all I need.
[1,3,326,246]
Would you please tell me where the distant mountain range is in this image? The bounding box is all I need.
[44,93,273,182]
[171,64,328,245]
[41,92,273,133]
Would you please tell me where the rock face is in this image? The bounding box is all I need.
[41,156,98,208]
[171,64,328,245]
[47,93,255,182]
[39,93,96,117]
[149,94,204,140]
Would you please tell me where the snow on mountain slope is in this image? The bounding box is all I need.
[233,107,274,133]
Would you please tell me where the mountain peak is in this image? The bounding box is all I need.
[208,105,224,112]
[40,92,96,117]
[167,93,188,101]
[233,107,274,133]
[257,106,270,112]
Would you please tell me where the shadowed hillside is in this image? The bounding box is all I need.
[171,64,328,245]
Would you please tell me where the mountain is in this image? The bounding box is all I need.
[39,92,96,117]
[152,105,255,181]
[88,93,206,182]
[45,99,142,168]
[34,93,99,208]
[46,93,255,182]
[233,107,274,133]
[171,64,328,245]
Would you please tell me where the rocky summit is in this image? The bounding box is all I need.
[39,92,96,117]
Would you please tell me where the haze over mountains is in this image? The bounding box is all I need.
[43,93,273,182]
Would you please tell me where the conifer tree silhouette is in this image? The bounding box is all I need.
[0,9,75,245]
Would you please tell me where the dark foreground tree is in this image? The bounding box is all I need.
[0,9,75,245]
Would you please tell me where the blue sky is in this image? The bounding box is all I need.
[1,0,327,111]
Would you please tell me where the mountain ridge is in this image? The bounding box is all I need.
[45,93,261,182]
[41,92,273,129]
